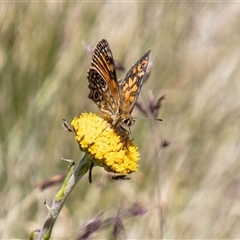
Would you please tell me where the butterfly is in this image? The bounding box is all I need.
[87,39,151,128]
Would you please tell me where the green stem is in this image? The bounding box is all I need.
[37,154,90,240]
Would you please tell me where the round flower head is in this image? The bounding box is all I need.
[71,113,140,176]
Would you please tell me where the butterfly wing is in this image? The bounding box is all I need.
[87,39,120,120]
[118,50,151,121]
[88,68,118,118]
[90,39,119,103]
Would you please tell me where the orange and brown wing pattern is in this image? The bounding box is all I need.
[118,50,151,116]
[87,39,151,128]
[88,68,111,115]
[91,39,119,103]
[87,39,121,119]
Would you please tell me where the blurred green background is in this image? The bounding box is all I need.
[1,2,240,239]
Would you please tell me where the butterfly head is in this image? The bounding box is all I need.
[122,118,135,126]
[110,112,135,128]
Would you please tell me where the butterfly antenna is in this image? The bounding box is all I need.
[94,124,110,140]
[132,117,163,122]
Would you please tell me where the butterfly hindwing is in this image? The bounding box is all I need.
[87,68,119,118]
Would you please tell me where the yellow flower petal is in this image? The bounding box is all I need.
[71,113,140,175]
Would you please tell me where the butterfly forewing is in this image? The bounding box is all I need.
[91,39,119,103]
[87,39,121,119]
[118,50,151,115]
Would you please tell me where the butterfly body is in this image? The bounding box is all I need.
[87,39,151,128]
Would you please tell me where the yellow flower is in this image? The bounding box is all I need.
[71,113,140,176]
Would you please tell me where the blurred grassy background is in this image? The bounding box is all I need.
[1,2,240,239]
